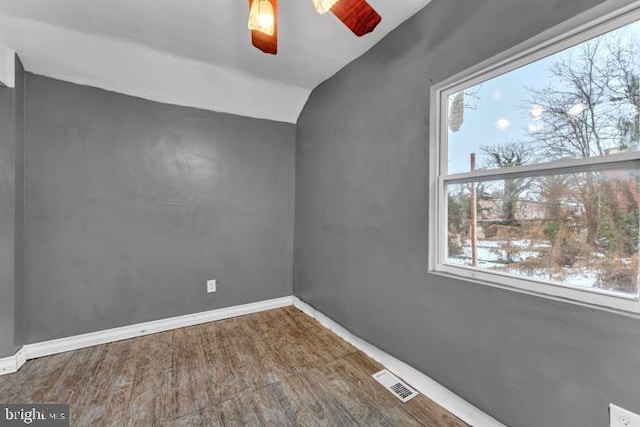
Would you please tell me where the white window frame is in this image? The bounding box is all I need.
[428,0,640,317]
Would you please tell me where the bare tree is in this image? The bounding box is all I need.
[527,37,638,243]
[530,39,620,159]
[480,141,533,225]
[608,36,640,150]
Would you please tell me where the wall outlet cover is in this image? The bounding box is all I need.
[207,280,217,293]
[610,404,640,427]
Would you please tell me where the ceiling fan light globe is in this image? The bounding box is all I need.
[312,0,341,14]
[248,0,275,36]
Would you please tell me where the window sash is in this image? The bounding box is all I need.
[438,5,640,178]
[436,172,640,300]
[442,153,640,186]
[428,0,640,316]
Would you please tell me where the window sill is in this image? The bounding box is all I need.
[428,266,640,318]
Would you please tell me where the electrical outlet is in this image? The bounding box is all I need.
[610,404,640,427]
[207,280,217,293]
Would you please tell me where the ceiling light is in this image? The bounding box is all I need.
[313,0,341,14]
[448,92,464,133]
[530,104,545,118]
[567,103,588,116]
[528,124,544,133]
[248,0,275,36]
[247,0,380,55]
[495,118,510,130]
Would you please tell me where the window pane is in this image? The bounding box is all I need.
[447,20,640,174]
[445,168,640,296]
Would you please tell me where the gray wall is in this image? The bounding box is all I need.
[0,56,25,358]
[14,56,25,350]
[294,1,640,426]
[24,74,295,343]
[0,84,15,357]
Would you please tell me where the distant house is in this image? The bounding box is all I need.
[478,198,582,223]
[478,199,548,222]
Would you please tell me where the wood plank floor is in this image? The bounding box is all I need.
[0,306,468,426]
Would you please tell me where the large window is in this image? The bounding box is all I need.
[429,5,640,314]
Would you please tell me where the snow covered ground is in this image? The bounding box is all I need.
[446,239,601,289]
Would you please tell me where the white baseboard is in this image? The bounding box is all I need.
[0,294,502,427]
[0,296,293,375]
[292,297,505,427]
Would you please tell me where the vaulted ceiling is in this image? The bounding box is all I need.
[0,0,430,122]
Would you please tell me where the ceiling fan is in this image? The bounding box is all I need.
[247,0,382,54]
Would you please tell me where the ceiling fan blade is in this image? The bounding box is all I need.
[249,0,278,54]
[331,0,381,37]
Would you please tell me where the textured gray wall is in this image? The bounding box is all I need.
[14,56,25,349]
[294,1,640,426]
[24,74,295,343]
[0,85,15,357]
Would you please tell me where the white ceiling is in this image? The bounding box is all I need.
[0,0,430,122]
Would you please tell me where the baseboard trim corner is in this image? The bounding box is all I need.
[292,296,505,427]
[0,347,26,375]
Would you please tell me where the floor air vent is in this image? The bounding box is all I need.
[372,369,419,403]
